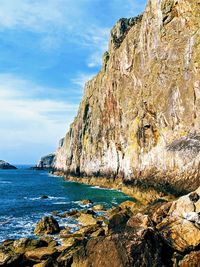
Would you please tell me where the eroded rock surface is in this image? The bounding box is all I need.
[54,0,200,194]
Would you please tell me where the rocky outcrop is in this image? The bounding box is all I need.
[53,0,200,194]
[2,187,200,266]
[33,153,55,170]
[34,216,60,235]
[0,160,17,170]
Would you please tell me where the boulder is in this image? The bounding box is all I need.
[157,218,200,252]
[25,247,58,261]
[92,204,105,211]
[108,210,130,233]
[79,199,93,206]
[169,195,195,217]
[34,216,60,235]
[0,248,21,266]
[77,214,97,226]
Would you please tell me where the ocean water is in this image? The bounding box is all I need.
[0,166,134,242]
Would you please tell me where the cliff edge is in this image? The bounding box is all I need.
[54,0,200,194]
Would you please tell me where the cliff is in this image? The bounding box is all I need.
[54,0,200,194]
[34,153,55,170]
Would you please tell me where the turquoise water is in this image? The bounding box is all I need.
[0,166,133,242]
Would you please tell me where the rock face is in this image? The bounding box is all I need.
[36,153,55,170]
[54,0,200,194]
[0,160,17,170]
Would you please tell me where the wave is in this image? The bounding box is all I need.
[53,202,69,205]
[24,196,66,201]
[0,181,12,184]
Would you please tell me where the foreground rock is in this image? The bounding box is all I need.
[34,216,60,235]
[0,160,17,170]
[2,188,200,266]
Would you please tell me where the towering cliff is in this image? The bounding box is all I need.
[54,0,200,193]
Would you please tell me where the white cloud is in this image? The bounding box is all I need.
[0,73,79,163]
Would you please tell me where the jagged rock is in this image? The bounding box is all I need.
[0,160,17,170]
[34,216,60,235]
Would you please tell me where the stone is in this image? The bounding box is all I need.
[108,210,130,233]
[0,248,21,266]
[179,251,200,267]
[34,216,60,235]
[0,160,17,170]
[92,204,105,211]
[169,195,195,217]
[119,200,137,213]
[40,195,49,199]
[77,214,97,226]
[126,213,153,230]
[79,199,93,206]
[157,218,200,252]
[152,202,172,224]
[25,247,58,261]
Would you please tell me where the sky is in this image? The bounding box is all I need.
[0,0,146,164]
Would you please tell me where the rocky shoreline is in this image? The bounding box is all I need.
[52,171,176,205]
[1,187,200,266]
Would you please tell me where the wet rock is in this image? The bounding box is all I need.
[92,204,105,211]
[79,199,93,206]
[34,216,60,235]
[77,214,97,226]
[40,195,49,199]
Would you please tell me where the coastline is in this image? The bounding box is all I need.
[52,170,176,205]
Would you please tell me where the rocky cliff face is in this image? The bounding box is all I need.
[54,0,200,193]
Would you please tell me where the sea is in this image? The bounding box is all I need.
[0,165,134,243]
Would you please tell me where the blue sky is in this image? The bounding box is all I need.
[0,0,146,164]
